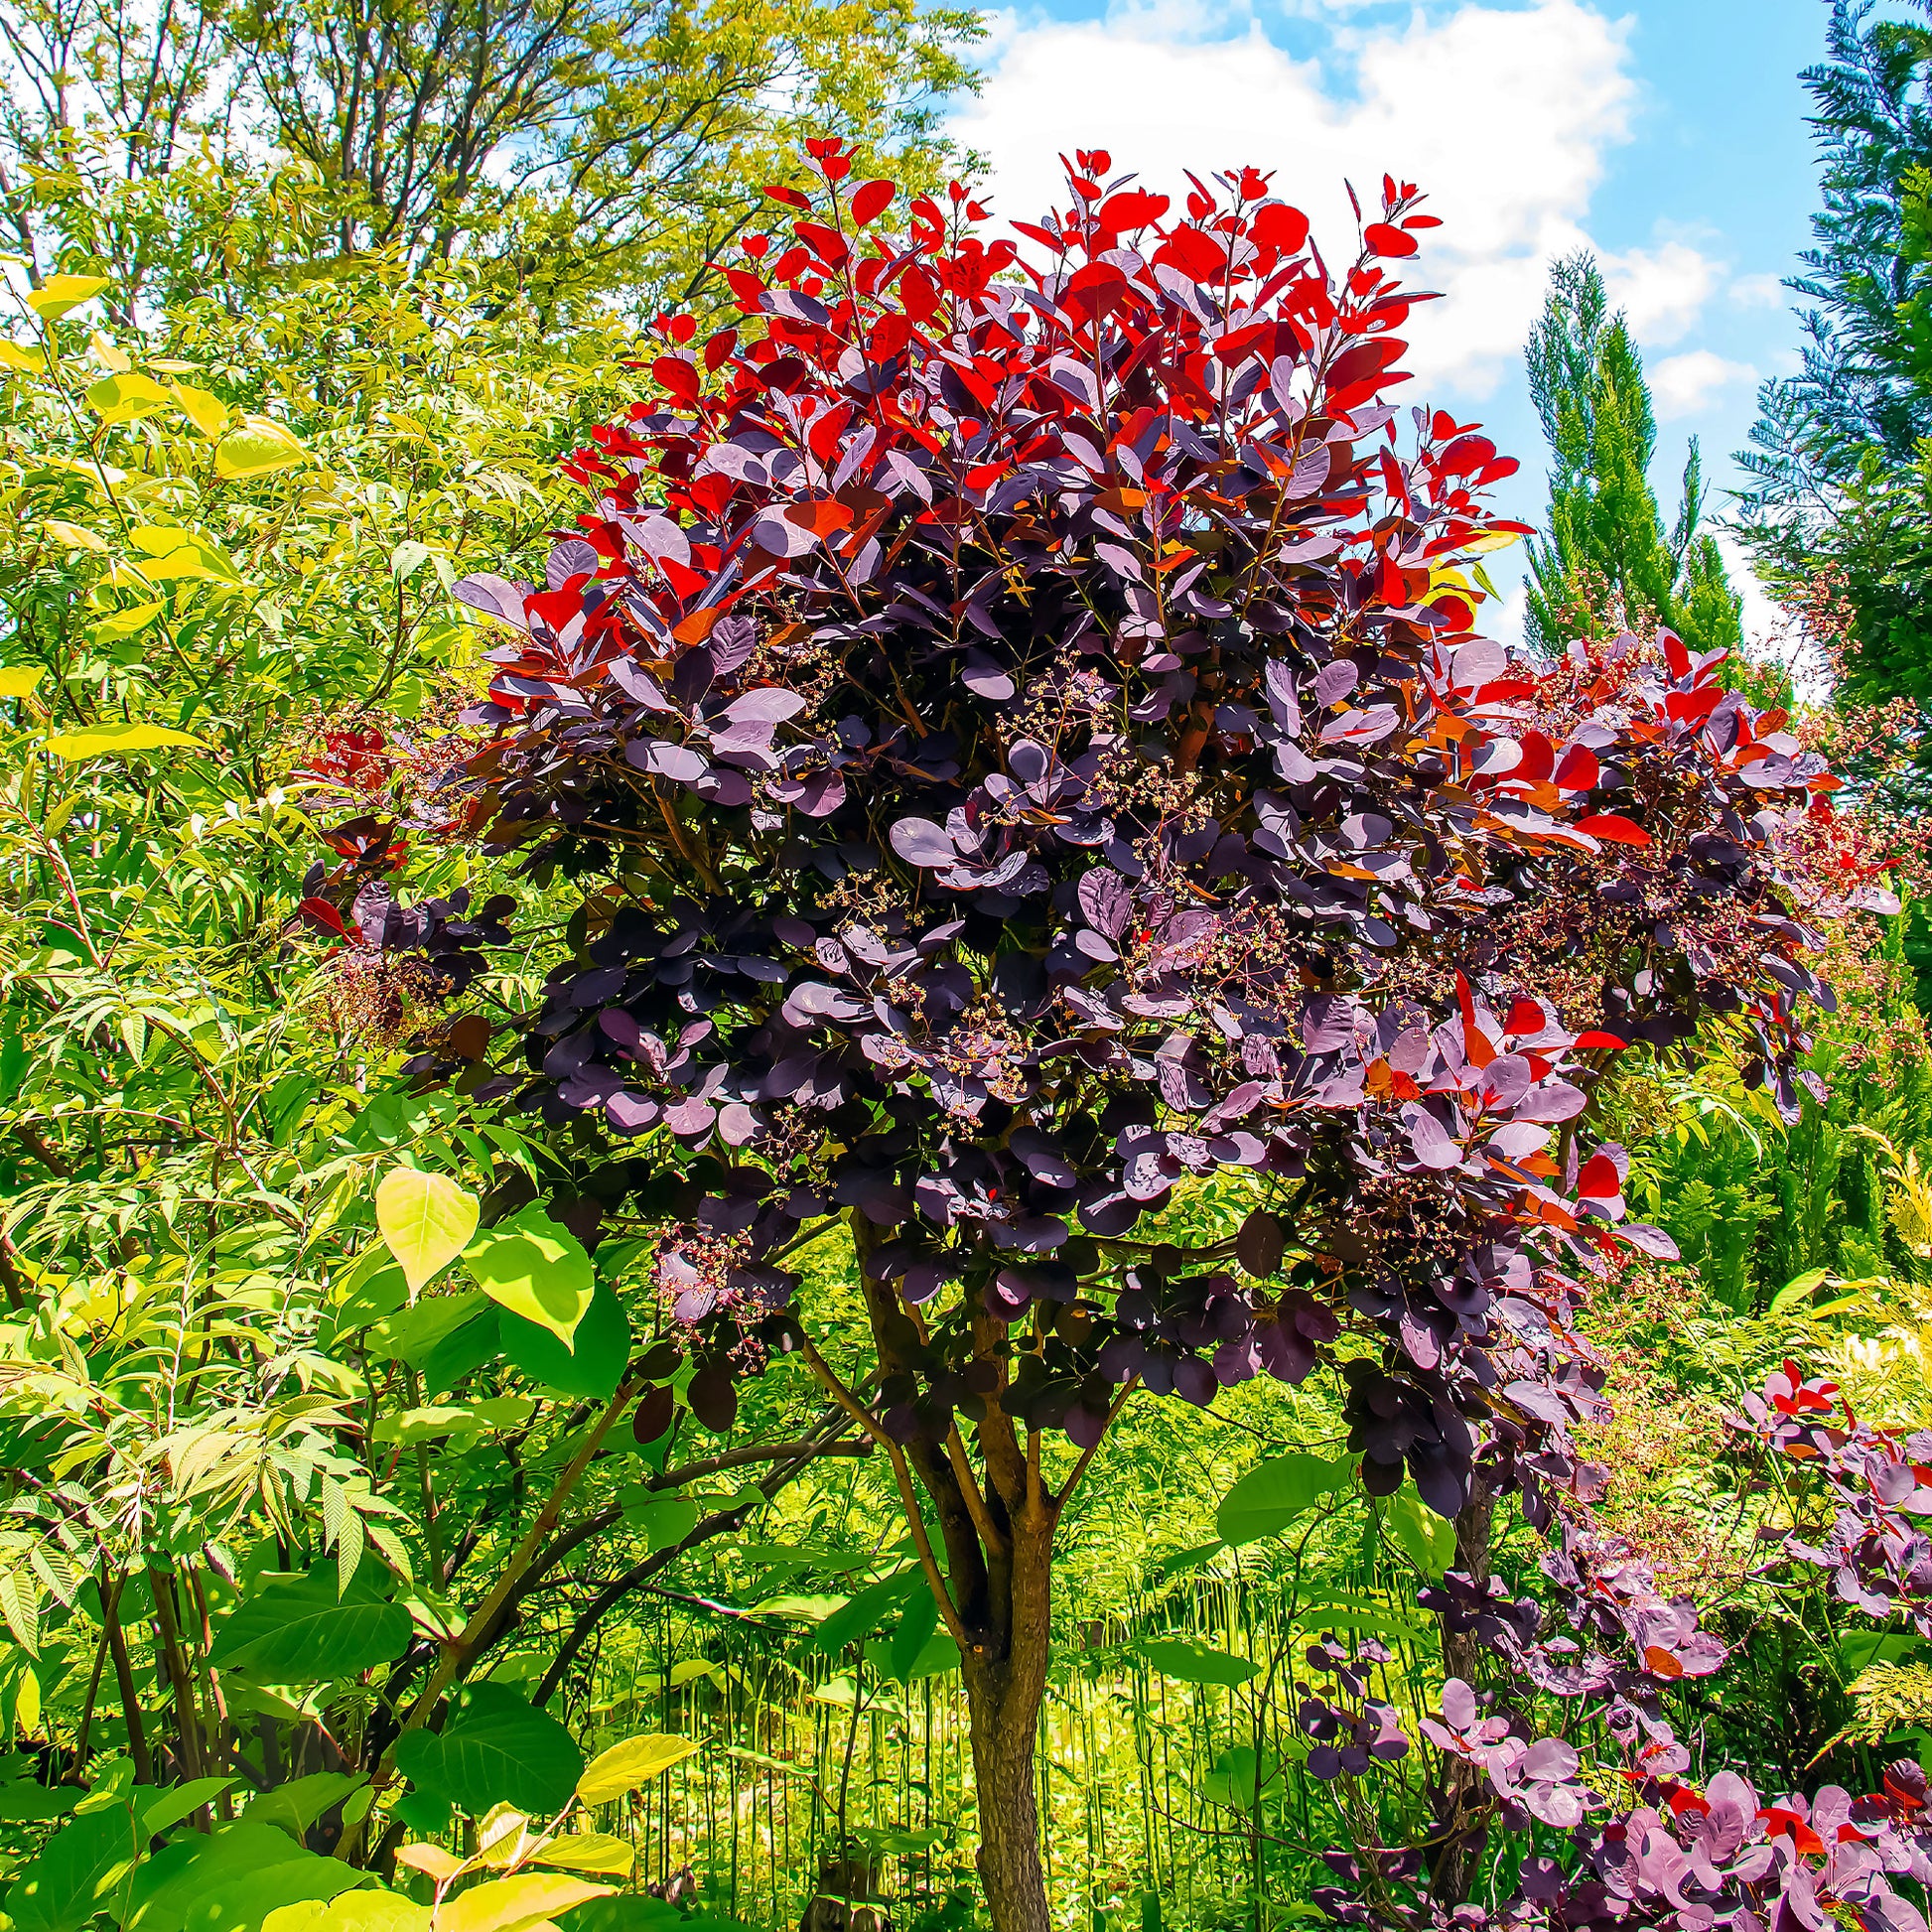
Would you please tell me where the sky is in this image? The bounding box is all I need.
[942,0,1831,644]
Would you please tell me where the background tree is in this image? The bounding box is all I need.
[1724,0,1932,852]
[1525,251,1743,662]
[0,0,982,318]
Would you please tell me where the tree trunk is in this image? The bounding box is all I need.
[1428,1480,1496,1905]
[958,1515,1053,1932]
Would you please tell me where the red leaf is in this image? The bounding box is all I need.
[1505,999,1547,1036]
[653,355,701,403]
[1643,1645,1685,1680]
[794,219,849,267]
[1098,189,1170,231]
[763,184,811,210]
[1363,221,1419,258]
[1153,225,1224,282]
[851,179,896,226]
[1251,203,1310,257]
[1573,1031,1631,1051]
[299,897,348,939]
[1064,260,1134,318]
[1573,813,1650,847]
[1553,744,1599,791]
[1577,1154,1620,1200]
[1662,629,1692,681]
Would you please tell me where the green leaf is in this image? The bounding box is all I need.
[214,417,310,480]
[810,1571,920,1654]
[885,1581,940,1682]
[243,1773,364,1839]
[139,1777,237,1836]
[394,1682,583,1816]
[1386,1487,1456,1575]
[1214,1453,1353,1546]
[576,1732,700,1805]
[207,1567,409,1681]
[7,1801,137,1932]
[465,1206,595,1345]
[45,721,207,759]
[375,1169,480,1293]
[26,274,109,319]
[500,1279,628,1397]
[1198,1744,1280,1809]
[1772,1267,1834,1313]
[94,601,165,641]
[0,1780,74,1820]
[618,1491,699,1553]
[1140,1639,1259,1687]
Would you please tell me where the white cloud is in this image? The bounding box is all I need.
[953,0,1640,398]
[1601,239,1725,348]
[1649,348,1758,419]
[1728,271,1787,310]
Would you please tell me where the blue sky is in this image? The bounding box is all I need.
[945,0,1832,639]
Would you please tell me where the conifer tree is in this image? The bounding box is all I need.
[1525,252,1743,657]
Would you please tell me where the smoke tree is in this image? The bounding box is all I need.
[332,141,1888,1930]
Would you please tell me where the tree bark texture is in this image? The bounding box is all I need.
[959,1517,1054,1932]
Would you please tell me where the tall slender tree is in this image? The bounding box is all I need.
[1525,251,1743,658]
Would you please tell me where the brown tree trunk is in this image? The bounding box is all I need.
[1429,1480,1496,1906]
[958,1515,1054,1932]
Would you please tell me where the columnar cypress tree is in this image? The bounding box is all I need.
[1525,252,1743,659]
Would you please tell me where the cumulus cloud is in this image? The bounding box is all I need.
[1650,348,1759,419]
[952,0,1640,397]
[1602,239,1726,348]
[1728,271,1789,310]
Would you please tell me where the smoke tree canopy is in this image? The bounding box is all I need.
[329,141,1876,1930]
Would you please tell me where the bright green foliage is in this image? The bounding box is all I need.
[0,0,982,323]
[1525,252,1743,660]
[1736,4,1932,732]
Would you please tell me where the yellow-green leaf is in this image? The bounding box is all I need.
[45,721,207,759]
[214,415,310,480]
[170,381,230,440]
[126,525,242,582]
[464,1205,595,1346]
[435,1871,611,1932]
[0,666,44,699]
[575,1732,699,1805]
[263,1894,431,1932]
[26,274,109,320]
[376,1168,480,1294]
[42,520,109,553]
[531,1833,635,1875]
[93,602,163,642]
[0,341,43,373]
[83,371,171,422]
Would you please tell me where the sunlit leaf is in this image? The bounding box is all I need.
[376,1167,480,1293]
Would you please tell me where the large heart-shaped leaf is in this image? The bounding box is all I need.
[207,1567,409,1681]
[8,1802,136,1932]
[1214,1453,1353,1547]
[498,1279,628,1396]
[464,1206,595,1345]
[437,1872,610,1932]
[395,1682,583,1816]
[375,1168,480,1293]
